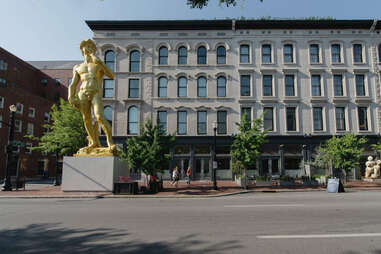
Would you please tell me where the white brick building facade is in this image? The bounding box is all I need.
[87,19,381,179]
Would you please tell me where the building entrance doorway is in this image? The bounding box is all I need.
[194,157,210,180]
[260,157,280,176]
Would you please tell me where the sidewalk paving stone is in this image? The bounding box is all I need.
[0,180,380,199]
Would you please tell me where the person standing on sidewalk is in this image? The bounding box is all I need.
[186,167,191,185]
[171,167,180,188]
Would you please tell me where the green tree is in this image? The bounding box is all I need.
[231,113,267,188]
[314,133,367,179]
[120,119,175,178]
[371,142,381,157]
[26,99,87,156]
[187,0,263,8]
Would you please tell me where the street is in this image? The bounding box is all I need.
[0,191,381,253]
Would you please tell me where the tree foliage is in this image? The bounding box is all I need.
[120,119,175,177]
[371,142,381,156]
[312,134,367,175]
[230,113,267,177]
[187,0,262,8]
[25,99,87,156]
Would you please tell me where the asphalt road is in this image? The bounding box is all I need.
[0,191,381,254]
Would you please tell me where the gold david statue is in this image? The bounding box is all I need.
[68,39,116,156]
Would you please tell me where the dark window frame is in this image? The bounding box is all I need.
[128,106,138,135]
[129,50,140,72]
[217,111,227,134]
[240,44,250,63]
[240,75,251,96]
[104,50,115,72]
[217,46,226,65]
[217,76,226,97]
[310,44,320,63]
[158,77,168,97]
[197,76,207,97]
[197,111,207,135]
[178,46,187,65]
[177,76,187,97]
[128,79,139,98]
[177,111,187,135]
[197,46,207,65]
[159,46,168,65]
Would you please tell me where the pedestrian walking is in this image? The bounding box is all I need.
[171,166,180,188]
[186,167,191,184]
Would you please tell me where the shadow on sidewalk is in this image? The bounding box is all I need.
[0,223,242,254]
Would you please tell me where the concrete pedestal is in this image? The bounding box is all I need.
[62,156,129,192]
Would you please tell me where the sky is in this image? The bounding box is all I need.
[2,0,381,61]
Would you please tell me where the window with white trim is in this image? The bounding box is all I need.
[28,107,35,118]
[263,107,274,131]
[333,74,343,96]
[158,111,167,133]
[44,112,50,122]
[16,103,23,114]
[240,45,250,63]
[262,44,272,64]
[355,74,366,96]
[286,107,296,131]
[217,111,227,134]
[313,107,323,131]
[309,44,320,63]
[285,75,295,96]
[311,75,321,96]
[263,75,273,96]
[177,111,187,135]
[353,44,363,63]
[0,96,3,108]
[27,123,34,135]
[358,107,368,131]
[25,143,32,155]
[15,120,22,133]
[331,44,341,63]
[283,44,294,63]
[335,107,346,131]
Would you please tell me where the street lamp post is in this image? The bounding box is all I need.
[53,149,61,186]
[2,105,17,191]
[212,121,218,190]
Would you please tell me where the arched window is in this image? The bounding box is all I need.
[197,77,207,97]
[178,77,187,97]
[129,50,140,72]
[159,46,168,65]
[178,46,187,65]
[104,50,115,71]
[128,106,138,135]
[217,76,226,97]
[197,46,207,64]
[158,77,168,97]
[104,106,112,125]
[217,46,226,64]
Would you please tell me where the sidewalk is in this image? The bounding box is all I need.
[0,180,379,199]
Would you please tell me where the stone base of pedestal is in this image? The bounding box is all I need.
[363,178,381,182]
[62,156,129,192]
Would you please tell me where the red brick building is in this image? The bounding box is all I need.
[28,61,81,88]
[0,48,69,179]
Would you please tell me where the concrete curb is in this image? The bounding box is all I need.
[1,187,380,199]
[0,188,328,199]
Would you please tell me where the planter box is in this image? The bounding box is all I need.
[255,180,272,187]
[279,181,295,187]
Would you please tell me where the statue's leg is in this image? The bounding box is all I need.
[78,91,97,148]
[93,93,114,148]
